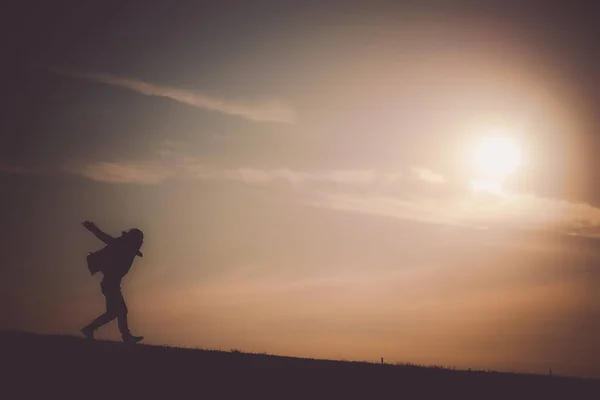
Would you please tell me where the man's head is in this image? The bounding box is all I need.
[122,228,144,246]
[127,228,144,241]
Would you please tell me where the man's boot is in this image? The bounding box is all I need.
[81,326,95,340]
[122,333,144,344]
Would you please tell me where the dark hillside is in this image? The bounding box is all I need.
[1,330,598,399]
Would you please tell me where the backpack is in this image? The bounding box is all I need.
[86,247,110,276]
[86,243,119,276]
[86,236,139,276]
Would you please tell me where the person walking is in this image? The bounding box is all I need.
[80,221,145,344]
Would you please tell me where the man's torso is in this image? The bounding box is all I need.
[99,236,140,286]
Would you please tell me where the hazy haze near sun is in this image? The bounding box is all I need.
[1,1,599,379]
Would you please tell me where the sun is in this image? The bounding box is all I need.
[469,131,521,195]
[472,136,521,179]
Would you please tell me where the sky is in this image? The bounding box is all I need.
[1,0,599,378]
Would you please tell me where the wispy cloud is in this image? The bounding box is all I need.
[63,155,600,237]
[66,161,401,187]
[51,68,296,124]
[312,191,600,236]
[409,166,445,183]
[212,168,395,185]
[64,161,172,184]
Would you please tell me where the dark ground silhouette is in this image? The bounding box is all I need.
[1,331,598,399]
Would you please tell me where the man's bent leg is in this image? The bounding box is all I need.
[86,312,117,331]
[81,284,118,338]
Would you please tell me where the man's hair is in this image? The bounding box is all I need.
[127,228,144,241]
[121,228,144,248]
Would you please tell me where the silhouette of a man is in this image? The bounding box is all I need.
[80,221,145,344]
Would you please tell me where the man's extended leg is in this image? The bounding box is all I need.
[114,289,130,336]
[114,289,144,344]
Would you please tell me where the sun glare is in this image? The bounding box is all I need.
[470,130,521,195]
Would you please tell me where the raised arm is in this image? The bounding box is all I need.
[82,221,143,257]
[82,221,115,244]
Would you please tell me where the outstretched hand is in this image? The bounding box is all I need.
[83,221,144,257]
[82,221,97,231]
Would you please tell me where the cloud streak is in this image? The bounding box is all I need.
[66,154,410,187]
[63,155,600,238]
[64,161,172,184]
[51,68,296,124]
[208,168,396,185]
[409,166,445,184]
[312,190,600,237]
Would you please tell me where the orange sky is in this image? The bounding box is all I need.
[1,1,599,379]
